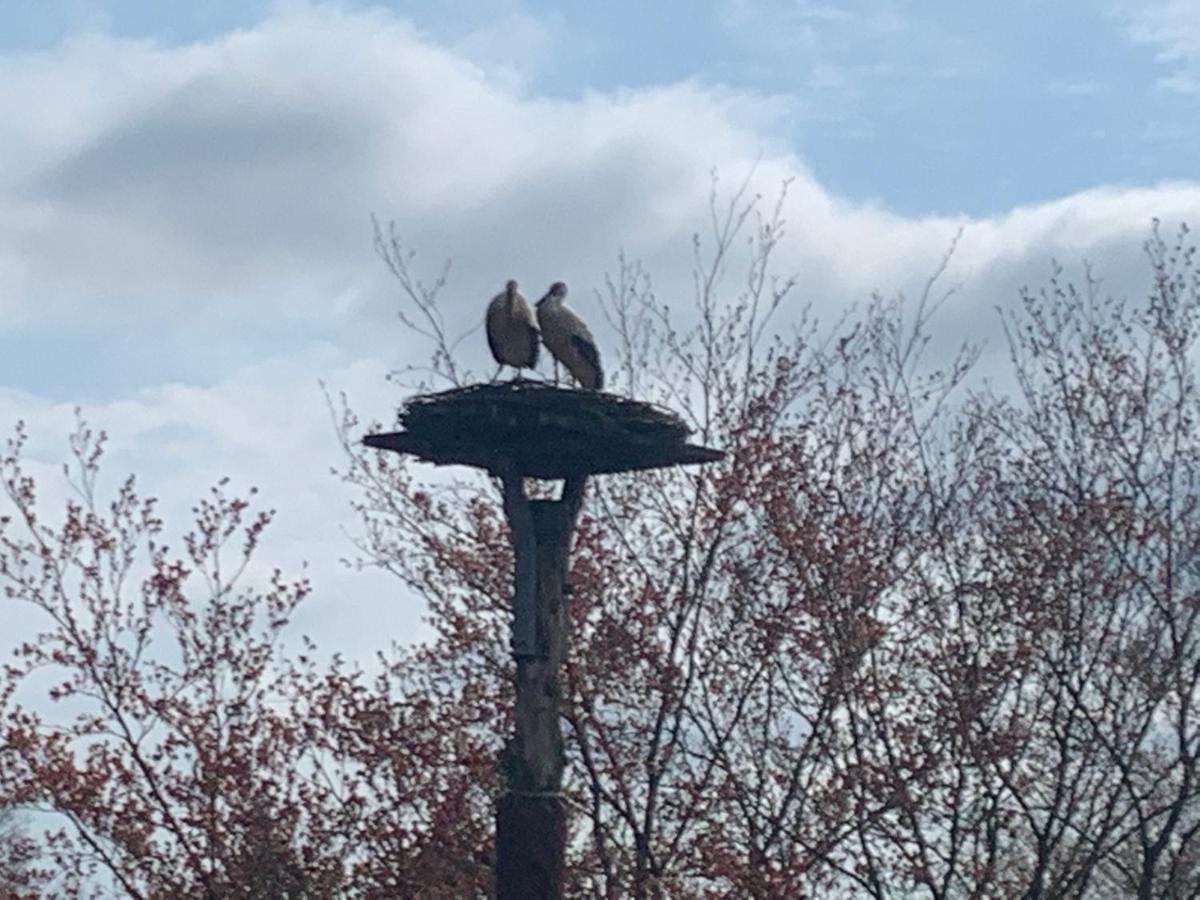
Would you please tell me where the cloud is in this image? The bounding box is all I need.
[1,2,1199,662]
[1122,0,1200,61]
[0,4,795,339]
[1118,0,1200,93]
[451,10,561,90]
[0,342,422,659]
[13,1,1184,351]
[712,0,906,119]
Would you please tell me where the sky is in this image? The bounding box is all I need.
[1,0,1198,660]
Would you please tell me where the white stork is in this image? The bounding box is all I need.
[485,279,540,379]
[535,282,604,390]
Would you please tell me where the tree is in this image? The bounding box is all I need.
[0,804,42,898]
[0,421,348,898]
[339,202,1200,897]
[2,184,1197,897]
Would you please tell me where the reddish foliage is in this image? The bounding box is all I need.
[2,198,1199,899]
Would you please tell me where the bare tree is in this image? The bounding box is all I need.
[3,187,1197,897]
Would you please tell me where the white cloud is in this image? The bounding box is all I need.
[0,2,1198,662]
[0,4,796,336]
[1123,0,1200,60]
[452,11,560,90]
[1119,0,1200,93]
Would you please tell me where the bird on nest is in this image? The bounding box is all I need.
[485,279,540,379]
[536,281,604,391]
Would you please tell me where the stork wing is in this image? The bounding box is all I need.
[524,320,541,368]
[571,333,603,389]
[570,333,598,367]
[485,295,506,364]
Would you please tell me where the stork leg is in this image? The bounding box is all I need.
[552,360,560,385]
[491,364,504,382]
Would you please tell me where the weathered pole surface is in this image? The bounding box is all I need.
[496,472,585,900]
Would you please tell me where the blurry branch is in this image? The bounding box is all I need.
[596,171,805,444]
[598,253,656,400]
[372,216,475,389]
[897,226,964,371]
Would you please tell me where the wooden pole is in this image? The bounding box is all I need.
[363,384,723,895]
[496,474,586,900]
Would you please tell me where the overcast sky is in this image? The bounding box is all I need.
[2,0,1199,659]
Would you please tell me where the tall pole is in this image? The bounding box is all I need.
[496,473,586,900]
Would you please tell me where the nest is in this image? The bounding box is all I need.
[363,381,724,478]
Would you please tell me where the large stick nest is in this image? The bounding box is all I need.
[363,381,724,478]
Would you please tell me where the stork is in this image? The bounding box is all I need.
[536,282,604,390]
[486,279,540,379]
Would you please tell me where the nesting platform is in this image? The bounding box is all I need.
[362,381,724,479]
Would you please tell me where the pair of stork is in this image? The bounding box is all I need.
[486,280,603,390]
